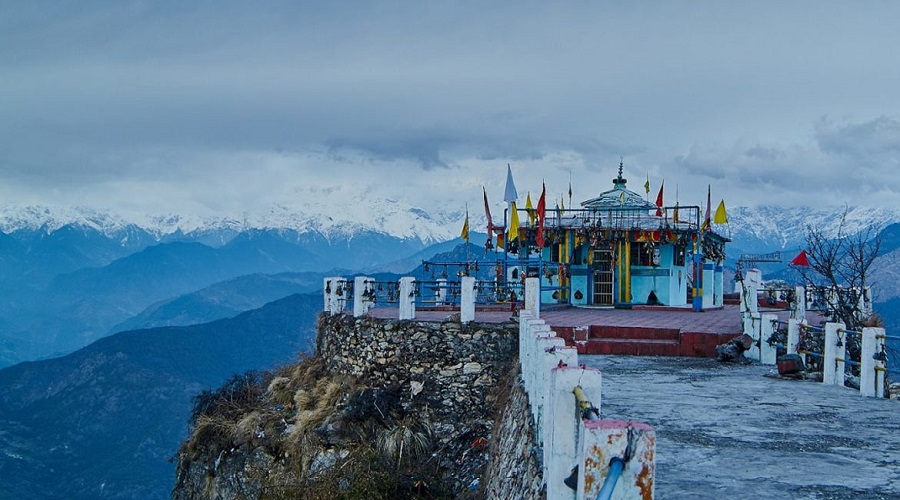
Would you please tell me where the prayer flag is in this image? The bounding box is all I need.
[702,185,711,231]
[644,173,650,194]
[791,250,810,267]
[536,183,546,248]
[460,207,469,242]
[503,164,518,203]
[508,201,520,242]
[655,181,664,217]
[714,200,728,224]
[482,187,494,234]
[525,192,536,225]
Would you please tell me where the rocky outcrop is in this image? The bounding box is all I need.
[172,313,522,499]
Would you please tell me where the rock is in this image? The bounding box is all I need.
[463,362,482,375]
[309,449,350,477]
[889,382,900,400]
[716,335,753,364]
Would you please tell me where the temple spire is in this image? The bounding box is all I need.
[613,158,627,187]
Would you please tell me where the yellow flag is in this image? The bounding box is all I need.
[460,209,469,241]
[525,192,536,225]
[714,200,728,224]
[643,173,650,194]
[673,202,680,223]
[508,202,520,242]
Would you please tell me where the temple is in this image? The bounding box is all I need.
[492,161,728,310]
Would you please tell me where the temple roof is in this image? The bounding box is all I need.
[581,161,657,211]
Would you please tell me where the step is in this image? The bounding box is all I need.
[588,325,681,341]
[579,338,682,357]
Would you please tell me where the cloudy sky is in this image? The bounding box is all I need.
[2,1,899,218]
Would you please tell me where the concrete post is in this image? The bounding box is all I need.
[744,312,761,361]
[823,322,846,387]
[353,276,374,317]
[760,314,778,365]
[524,320,551,398]
[460,276,476,323]
[323,277,333,313]
[398,277,416,320]
[860,327,886,398]
[334,278,349,314]
[546,366,602,500]
[714,264,724,306]
[518,311,534,374]
[794,285,806,321]
[541,346,578,480]
[525,277,541,318]
[787,318,801,354]
[534,336,567,445]
[435,278,447,305]
[577,421,656,500]
[702,263,715,309]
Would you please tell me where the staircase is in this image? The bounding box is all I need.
[579,325,683,356]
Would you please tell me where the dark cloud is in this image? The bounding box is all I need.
[1,2,900,213]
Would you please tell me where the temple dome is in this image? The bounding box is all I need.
[581,161,657,211]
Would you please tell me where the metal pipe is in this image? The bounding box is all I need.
[596,457,625,500]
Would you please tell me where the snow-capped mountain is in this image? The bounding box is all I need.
[4,202,898,250]
[0,199,467,244]
[724,205,900,253]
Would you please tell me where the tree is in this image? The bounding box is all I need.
[800,208,881,330]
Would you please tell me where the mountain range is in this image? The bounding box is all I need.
[0,200,898,499]
[1,202,898,367]
[0,293,321,500]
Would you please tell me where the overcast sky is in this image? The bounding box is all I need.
[2,1,899,218]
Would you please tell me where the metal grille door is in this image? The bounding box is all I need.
[592,250,614,305]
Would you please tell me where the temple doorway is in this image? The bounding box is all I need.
[592,249,614,305]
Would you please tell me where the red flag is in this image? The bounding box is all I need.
[655,181,664,217]
[483,187,494,234]
[791,250,810,266]
[536,182,546,247]
[702,185,711,231]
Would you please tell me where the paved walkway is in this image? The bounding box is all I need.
[369,304,795,335]
[580,355,900,499]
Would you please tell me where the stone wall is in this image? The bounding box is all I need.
[316,313,522,492]
[482,371,545,499]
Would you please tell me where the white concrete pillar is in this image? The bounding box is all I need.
[525,277,541,318]
[323,277,334,313]
[577,421,656,500]
[521,317,543,391]
[534,336,567,445]
[460,276,476,323]
[541,345,578,477]
[787,318,801,355]
[860,327,886,398]
[398,277,416,320]
[525,321,551,398]
[435,278,447,305]
[744,312,761,361]
[518,311,535,373]
[760,314,778,365]
[352,276,374,317]
[714,263,724,306]
[335,278,349,314]
[823,322,846,387]
[793,285,806,321]
[702,263,715,309]
[546,366,602,500]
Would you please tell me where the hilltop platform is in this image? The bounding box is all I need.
[584,355,900,499]
[369,304,793,357]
